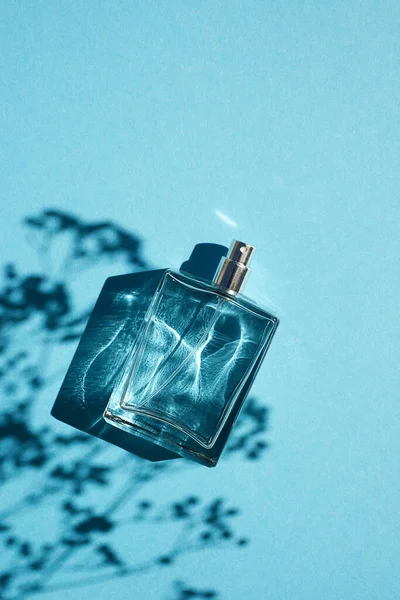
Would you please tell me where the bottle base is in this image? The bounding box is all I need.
[103,407,219,467]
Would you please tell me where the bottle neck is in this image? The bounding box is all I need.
[213,258,249,295]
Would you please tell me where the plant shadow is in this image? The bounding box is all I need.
[0,209,270,600]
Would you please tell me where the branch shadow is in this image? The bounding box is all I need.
[0,209,271,600]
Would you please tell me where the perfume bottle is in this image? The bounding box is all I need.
[104,240,279,467]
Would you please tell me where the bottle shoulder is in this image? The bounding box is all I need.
[163,269,279,325]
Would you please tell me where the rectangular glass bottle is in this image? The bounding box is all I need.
[104,241,279,467]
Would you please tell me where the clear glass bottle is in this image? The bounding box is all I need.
[104,240,279,467]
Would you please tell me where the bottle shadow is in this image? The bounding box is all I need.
[52,243,228,462]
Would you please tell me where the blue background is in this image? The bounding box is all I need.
[1,2,399,599]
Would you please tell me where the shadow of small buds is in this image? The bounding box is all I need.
[168,580,219,599]
[0,209,270,600]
